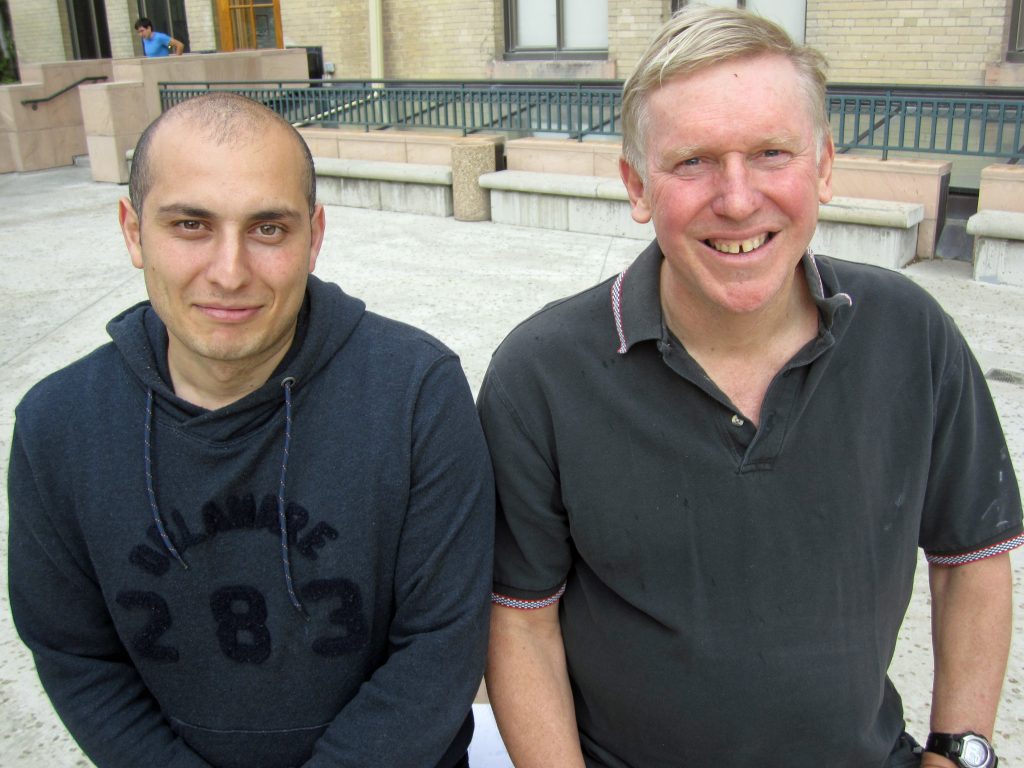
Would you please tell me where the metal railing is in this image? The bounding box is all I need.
[22,76,108,110]
[158,79,1024,160]
[159,79,623,140]
[828,84,1024,162]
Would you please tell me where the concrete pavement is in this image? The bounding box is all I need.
[1,164,1022,766]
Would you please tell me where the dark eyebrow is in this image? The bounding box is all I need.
[156,204,214,219]
[250,209,304,222]
[153,205,304,222]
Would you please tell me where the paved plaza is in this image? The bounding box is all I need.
[0,165,1022,766]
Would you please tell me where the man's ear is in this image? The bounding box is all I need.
[307,203,325,273]
[119,198,144,269]
[620,157,652,224]
[817,134,835,205]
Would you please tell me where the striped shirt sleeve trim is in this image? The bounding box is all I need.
[611,267,630,354]
[926,532,1024,567]
[491,583,567,610]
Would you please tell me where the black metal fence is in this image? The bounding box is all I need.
[828,84,1024,161]
[159,80,623,140]
[158,79,1024,161]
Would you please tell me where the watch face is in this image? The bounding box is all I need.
[961,737,991,768]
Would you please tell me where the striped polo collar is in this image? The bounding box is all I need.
[610,241,853,354]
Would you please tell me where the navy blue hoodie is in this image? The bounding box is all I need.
[8,275,494,767]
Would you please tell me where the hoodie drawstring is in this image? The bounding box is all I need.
[277,377,307,618]
[143,381,307,618]
[144,389,188,570]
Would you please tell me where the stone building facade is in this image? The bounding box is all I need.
[807,0,1023,86]
[6,0,1024,86]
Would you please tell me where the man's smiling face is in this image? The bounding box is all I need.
[119,116,324,381]
[622,54,834,319]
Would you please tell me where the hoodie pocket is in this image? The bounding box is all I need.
[170,717,328,768]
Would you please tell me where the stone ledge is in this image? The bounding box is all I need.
[819,196,924,229]
[968,210,1024,287]
[967,210,1024,241]
[479,170,648,240]
[314,157,451,185]
[812,196,925,270]
[313,157,453,217]
[478,170,627,201]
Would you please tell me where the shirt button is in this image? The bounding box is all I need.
[731,414,744,427]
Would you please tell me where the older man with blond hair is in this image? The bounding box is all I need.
[479,7,1021,768]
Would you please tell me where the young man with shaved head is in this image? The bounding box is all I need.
[8,93,493,768]
[479,7,1021,768]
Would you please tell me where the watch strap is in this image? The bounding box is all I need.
[926,732,962,757]
[925,732,997,768]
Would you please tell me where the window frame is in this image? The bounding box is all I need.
[1009,0,1024,63]
[215,0,283,51]
[671,0,746,10]
[64,0,111,60]
[503,0,608,61]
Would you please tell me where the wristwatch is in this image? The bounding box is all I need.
[925,732,998,768]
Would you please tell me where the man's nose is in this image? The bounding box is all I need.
[206,232,251,290]
[711,157,762,221]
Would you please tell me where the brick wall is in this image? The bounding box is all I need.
[281,0,367,79]
[184,0,217,53]
[106,0,134,60]
[382,0,500,79]
[9,0,68,65]
[608,0,668,80]
[806,0,1011,85]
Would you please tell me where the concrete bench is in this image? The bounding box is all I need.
[967,210,1024,287]
[479,172,927,266]
[811,196,924,270]
[314,157,453,217]
[478,170,653,240]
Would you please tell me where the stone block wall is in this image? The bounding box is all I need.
[8,0,69,64]
[383,0,501,79]
[608,0,667,81]
[806,0,1010,85]
[184,0,217,52]
[281,0,364,79]
[0,60,113,172]
[978,165,1024,215]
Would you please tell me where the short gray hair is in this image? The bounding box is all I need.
[621,6,830,179]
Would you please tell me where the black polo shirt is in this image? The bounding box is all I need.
[479,242,1023,768]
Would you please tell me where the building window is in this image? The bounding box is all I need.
[64,0,111,59]
[216,0,283,51]
[505,0,608,60]
[1010,0,1024,62]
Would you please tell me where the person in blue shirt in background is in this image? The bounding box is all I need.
[135,17,184,57]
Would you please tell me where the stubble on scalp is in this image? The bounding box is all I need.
[128,92,316,220]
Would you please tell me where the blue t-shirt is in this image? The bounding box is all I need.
[143,31,173,57]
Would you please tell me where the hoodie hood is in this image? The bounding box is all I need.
[106,274,367,438]
[104,274,367,615]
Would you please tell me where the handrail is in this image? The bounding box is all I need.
[21,76,108,110]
